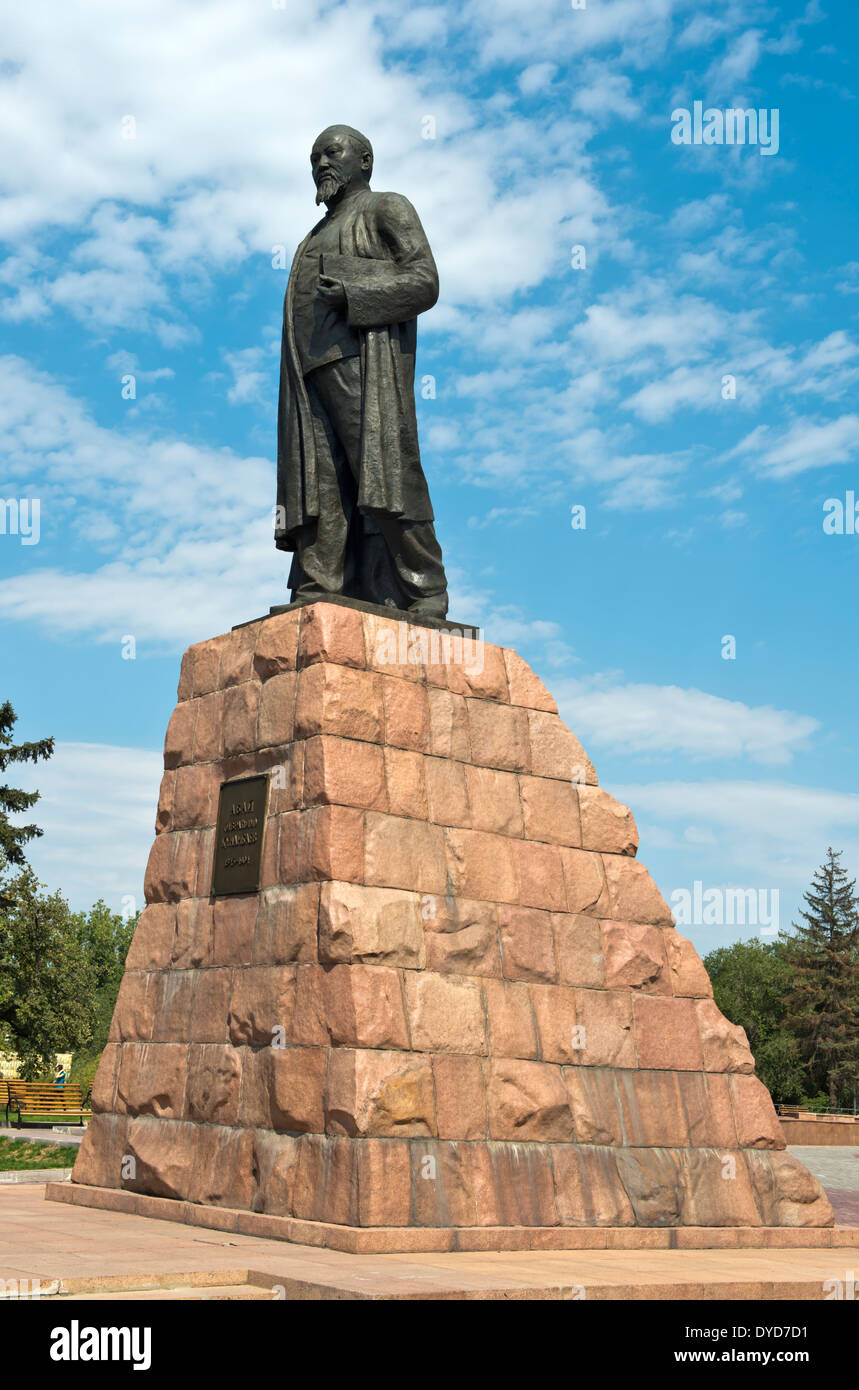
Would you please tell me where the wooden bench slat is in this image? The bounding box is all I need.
[9,1091,84,1098]
[9,1086,84,1095]
[9,1092,84,1098]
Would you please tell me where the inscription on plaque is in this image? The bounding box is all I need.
[211,774,269,896]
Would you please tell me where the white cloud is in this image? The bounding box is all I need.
[104,350,175,385]
[378,3,450,47]
[571,68,641,122]
[676,15,736,51]
[518,63,557,96]
[0,355,273,533]
[622,327,859,424]
[623,365,726,422]
[718,508,748,528]
[705,28,764,94]
[795,331,859,398]
[572,280,746,368]
[616,777,859,892]
[0,1,619,328]
[667,193,732,235]
[0,535,283,649]
[562,427,688,509]
[0,355,283,646]
[464,0,688,67]
[731,413,859,478]
[223,346,274,408]
[554,677,819,765]
[467,506,538,530]
[14,742,162,914]
[481,610,576,667]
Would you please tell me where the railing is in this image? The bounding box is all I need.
[775,1102,859,1120]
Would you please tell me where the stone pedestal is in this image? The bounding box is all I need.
[57,603,838,1251]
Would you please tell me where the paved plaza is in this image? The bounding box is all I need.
[0,1145,857,1300]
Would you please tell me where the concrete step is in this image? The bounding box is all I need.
[0,1167,73,1184]
[54,1284,275,1301]
[0,1270,278,1301]
[0,1126,84,1145]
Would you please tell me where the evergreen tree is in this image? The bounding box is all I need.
[782,848,859,1110]
[0,701,54,911]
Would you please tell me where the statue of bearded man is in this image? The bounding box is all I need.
[274,124,449,619]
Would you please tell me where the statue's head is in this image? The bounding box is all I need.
[311,125,373,207]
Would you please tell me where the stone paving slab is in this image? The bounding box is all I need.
[788,1147,859,1225]
[0,1126,84,1146]
[60,1285,276,1301]
[0,1167,73,1185]
[788,1146,859,1190]
[826,1191,859,1225]
[1,1184,857,1301]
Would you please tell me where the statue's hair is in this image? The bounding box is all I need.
[313,125,374,177]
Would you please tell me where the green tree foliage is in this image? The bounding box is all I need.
[782,847,859,1110]
[0,701,137,1082]
[704,937,807,1101]
[0,701,54,911]
[0,878,137,1081]
[71,899,137,1055]
[0,869,97,1078]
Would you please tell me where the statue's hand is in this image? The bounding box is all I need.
[317,275,346,308]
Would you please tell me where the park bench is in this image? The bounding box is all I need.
[3,1080,91,1129]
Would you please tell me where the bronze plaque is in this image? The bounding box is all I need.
[211,774,269,897]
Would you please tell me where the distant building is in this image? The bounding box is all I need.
[0,1052,72,1080]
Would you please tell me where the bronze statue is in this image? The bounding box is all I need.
[275,125,449,619]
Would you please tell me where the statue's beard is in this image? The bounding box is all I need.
[315,172,345,206]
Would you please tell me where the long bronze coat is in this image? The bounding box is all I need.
[275,188,439,552]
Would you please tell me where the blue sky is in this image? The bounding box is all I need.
[1,0,858,959]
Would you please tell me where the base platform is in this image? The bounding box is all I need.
[45,1182,859,1254]
[237,593,479,639]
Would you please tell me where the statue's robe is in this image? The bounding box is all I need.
[275,188,439,553]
